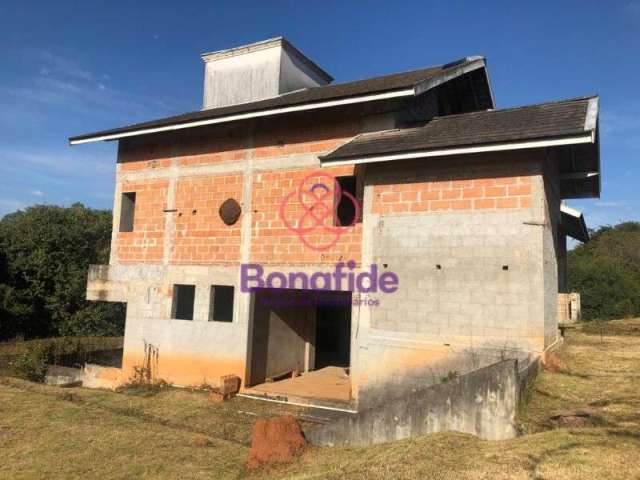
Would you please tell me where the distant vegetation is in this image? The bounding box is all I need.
[0,204,124,340]
[0,206,636,338]
[569,222,640,321]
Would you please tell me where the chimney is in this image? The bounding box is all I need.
[201,37,333,110]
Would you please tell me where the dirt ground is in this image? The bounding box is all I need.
[1,320,640,479]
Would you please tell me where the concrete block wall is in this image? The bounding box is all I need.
[350,151,555,408]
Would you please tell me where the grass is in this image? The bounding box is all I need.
[1,321,640,479]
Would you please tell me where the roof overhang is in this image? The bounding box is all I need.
[69,57,490,145]
[414,56,493,106]
[560,204,589,243]
[558,98,600,199]
[320,133,594,167]
[69,89,415,145]
[320,96,600,200]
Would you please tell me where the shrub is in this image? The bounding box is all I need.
[10,342,51,381]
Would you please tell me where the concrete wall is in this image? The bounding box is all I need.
[203,46,281,109]
[307,359,519,446]
[542,154,562,348]
[279,47,330,94]
[202,40,329,109]
[89,263,246,387]
[249,289,316,384]
[83,364,122,390]
[350,152,549,409]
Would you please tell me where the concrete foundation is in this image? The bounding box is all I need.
[44,366,84,387]
[307,359,520,446]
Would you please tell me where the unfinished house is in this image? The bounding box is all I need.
[72,37,599,443]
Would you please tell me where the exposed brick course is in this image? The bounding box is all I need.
[172,174,243,264]
[117,180,168,263]
[251,166,362,265]
[373,174,532,214]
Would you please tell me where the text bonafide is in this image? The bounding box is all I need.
[240,261,399,293]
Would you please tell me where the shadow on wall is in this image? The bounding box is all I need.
[356,344,534,411]
[308,359,522,446]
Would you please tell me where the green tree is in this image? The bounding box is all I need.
[568,222,640,320]
[0,204,124,339]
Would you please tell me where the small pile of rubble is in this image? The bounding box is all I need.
[247,415,307,469]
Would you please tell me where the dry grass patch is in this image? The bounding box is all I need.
[1,320,640,479]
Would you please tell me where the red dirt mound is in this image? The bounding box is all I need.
[544,352,565,373]
[247,415,307,469]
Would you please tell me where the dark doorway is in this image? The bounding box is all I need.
[315,291,351,369]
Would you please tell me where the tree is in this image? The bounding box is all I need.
[568,222,640,320]
[0,204,124,339]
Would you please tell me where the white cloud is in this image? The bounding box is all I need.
[40,51,94,81]
[4,49,180,125]
[29,190,46,197]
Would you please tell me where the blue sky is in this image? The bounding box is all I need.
[1,0,638,229]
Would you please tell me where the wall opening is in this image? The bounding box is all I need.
[209,285,234,322]
[335,175,357,226]
[246,288,352,402]
[119,192,136,232]
[172,284,195,320]
[315,297,351,369]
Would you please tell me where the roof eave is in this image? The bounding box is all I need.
[69,58,483,145]
[320,133,595,166]
[414,56,492,106]
[561,205,590,243]
[68,88,415,145]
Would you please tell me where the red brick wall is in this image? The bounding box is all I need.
[171,174,243,264]
[114,119,361,266]
[251,166,363,265]
[117,120,358,170]
[117,180,168,263]
[372,174,532,214]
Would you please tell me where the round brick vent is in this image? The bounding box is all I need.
[219,198,241,225]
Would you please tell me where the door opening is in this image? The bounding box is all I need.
[246,288,352,403]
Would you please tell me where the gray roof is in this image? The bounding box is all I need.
[69,57,484,144]
[321,96,598,162]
